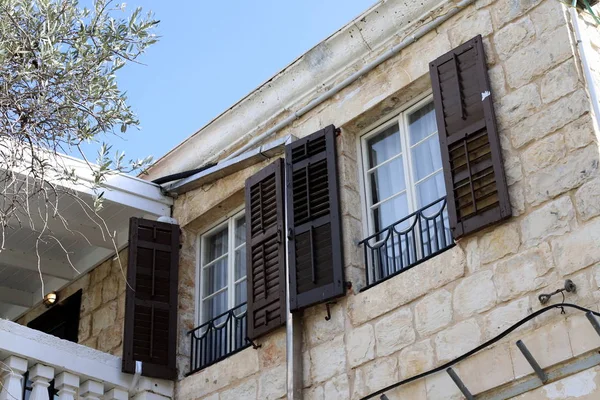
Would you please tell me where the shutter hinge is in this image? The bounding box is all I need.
[287,228,294,241]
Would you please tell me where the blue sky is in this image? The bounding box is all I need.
[100,0,376,169]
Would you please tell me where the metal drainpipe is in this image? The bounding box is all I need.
[284,158,303,400]
[220,0,477,162]
[571,6,600,133]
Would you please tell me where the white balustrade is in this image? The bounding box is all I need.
[0,319,174,400]
[28,364,54,400]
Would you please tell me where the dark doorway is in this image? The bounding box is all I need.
[27,289,82,342]
[23,290,82,400]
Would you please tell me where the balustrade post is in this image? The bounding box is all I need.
[0,355,28,400]
[81,380,104,400]
[28,364,55,400]
[104,388,129,400]
[55,372,79,400]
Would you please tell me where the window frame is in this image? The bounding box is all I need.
[358,93,442,239]
[195,207,246,327]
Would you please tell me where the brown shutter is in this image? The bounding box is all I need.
[286,125,345,311]
[429,35,511,239]
[245,159,287,340]
[123,217,179,380]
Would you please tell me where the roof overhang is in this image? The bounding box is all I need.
[0,154,173,320]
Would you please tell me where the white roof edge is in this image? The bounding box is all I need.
[145,0,448,181]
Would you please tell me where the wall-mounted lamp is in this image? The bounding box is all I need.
[43,292,58,307]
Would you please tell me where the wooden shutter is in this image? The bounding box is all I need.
[123,217,179,380]
[245,159,287,340]
[286,125,345,311]
[429,35,511,239]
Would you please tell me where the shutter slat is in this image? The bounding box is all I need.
[122,217,179,380]
[430,35,511,239]
[245,159,287,340]
[287,125,345,311]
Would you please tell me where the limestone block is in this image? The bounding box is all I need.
[525,145,599,207]
[509,183,526,217]
[352,357,398,400]
[496,83,541,128]
[512,367,600,399]
[425,370,462,400]
[567,312,600,357]
[563,116,596,150]
[493,16,536,61]
[78,314,91,342]
[310,335,346,384]
[489,64,507,97]
[453,270,497,318]
[455,343,514,394]
[510,320,572,378]
[97,319,122,352]
[434,319,482,363]
[102,275,118,303]
[374,307,415,357]
[520,196,575,248]
[90,261,110,286]
[398,340,435,379]
[398,30,451,80]
[258,367,286,400]
[520,133,566,175]
[305,302,345,347]
[447,9,494,48]
[502,151,523,186]
[220,378,257,400]
[88,283,103,313]
[479,223,520,265]
[303,385,323,400]
[92,301,117,336]
[384,380,427,400]
[575,178,600,222]
[552,218,600,276]
[348,246,465,326]
[258,328,286,369]
[529,0,568,37]
[493,245,553,302]
[509,89,589,149]
[465,237,481,274]
[303,351,312,388]
[540,61,580,104]
[323,374,350,399]
[483,297,530,339]
[346,324,376,368]
[491,0,543,29]
[415,289,453,336]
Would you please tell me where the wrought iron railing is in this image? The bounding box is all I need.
[359,196,454,288]
[188,302,250,374]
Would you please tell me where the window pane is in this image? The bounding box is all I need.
[234,246,246,280]
[203,257,228,295]
[369,156,405,204]
[416,172,446,208]
[235,216,246,247]
[367,125,401,168]
[373,193,409,232]
[235,280,247,306]
[408,102,437,145]
[411,135,442,182]
[205,226,228,263]
[202,289,228,323]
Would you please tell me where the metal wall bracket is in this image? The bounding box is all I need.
[446,368,474,400]
[586,311,600,337]
[245,337,262,350]
[538,279,576,305]
[516,340,548,383]
[325,302,337,321]
[380,395,390,400]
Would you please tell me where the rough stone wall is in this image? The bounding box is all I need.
[16,250,128,357]
[173,0,600,399]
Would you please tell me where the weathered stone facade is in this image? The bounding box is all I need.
[16,249,128,357]
[12,0,600,399]
[169,0,600,399]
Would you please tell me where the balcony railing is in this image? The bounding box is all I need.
[0,318,173,400]
[359,196,455,288]
[188,302,250,375]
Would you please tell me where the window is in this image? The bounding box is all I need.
[198,210,247,325]
[360,96,452,285]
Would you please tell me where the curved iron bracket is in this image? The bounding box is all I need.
[538,279,576,305]
[245,337,262,350]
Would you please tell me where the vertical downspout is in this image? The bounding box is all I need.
[284,140,303,399]
[571,6,600,132]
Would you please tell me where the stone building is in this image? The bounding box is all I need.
[3,0,600,399]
